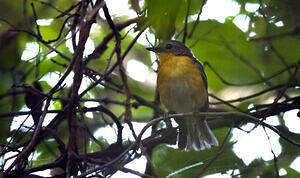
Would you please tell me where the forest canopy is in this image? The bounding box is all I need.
[0,0,299,177]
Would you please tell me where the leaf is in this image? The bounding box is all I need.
[144,0,186,40]
[282,167,300,178]
[186,20,259,92]
[186,19,298,95]
[39,18,66,42]
[33,140,60,167]
[152,128,245,177]
[189,0,205,15]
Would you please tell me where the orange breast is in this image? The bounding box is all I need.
[157,53,208,113]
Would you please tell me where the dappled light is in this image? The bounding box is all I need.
[0,0,299,177]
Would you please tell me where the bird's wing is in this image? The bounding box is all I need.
[192,57,208,89]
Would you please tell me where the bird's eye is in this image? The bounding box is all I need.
[166,43,172,49]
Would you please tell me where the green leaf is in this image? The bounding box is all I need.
[39,18,67,42]
[152,128,245,177]
[144,0,186,40]
[186,20,259,92]
[33,140,60,167]
[189,0,205,15]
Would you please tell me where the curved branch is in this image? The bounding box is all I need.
[77,106,300,177]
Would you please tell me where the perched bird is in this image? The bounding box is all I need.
[25,81,44,127]
[147,40,218,151]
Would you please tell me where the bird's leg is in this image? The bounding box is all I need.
[163,111,175,129]
[194,110,205,122]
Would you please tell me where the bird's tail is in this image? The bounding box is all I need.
[32,111,41,127]
[178,117,218,151]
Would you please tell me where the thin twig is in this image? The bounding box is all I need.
[209,94,244,112]
[182,0,191,43]
[188,0,207,38]
[257,0,292,76]
[210,83,296,105]
[204,61,298,87]
[249,61,299,131]
[112,165,154,178]
[77,110,300,177]
[197,128,232,177]
[262,126,279,178]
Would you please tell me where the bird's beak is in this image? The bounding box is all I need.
[146,46,159,52]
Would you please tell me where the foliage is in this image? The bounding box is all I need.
[0,0,299,177]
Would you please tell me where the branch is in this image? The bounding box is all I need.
[84,17,138,64]
[188,0,207,38]
[250,26,300,41]
[112,165,154,178]
[210,83,297,105]
[257,0,292,76]
[79,28,145,98]
[102,4,137,140]
[77,103,300,177]
[204,61,298,87]
[182,0,191,43]
[197,128,232,177]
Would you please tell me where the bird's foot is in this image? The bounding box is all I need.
[163,111,175,129]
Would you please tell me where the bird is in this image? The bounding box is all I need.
[146,40,218,151]
[25,81,44,127]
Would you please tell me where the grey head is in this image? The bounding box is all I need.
[146,40,194,58]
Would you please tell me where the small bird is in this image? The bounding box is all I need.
[147,40,218,151]
[25,81,44,127]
